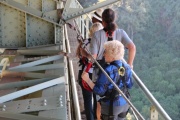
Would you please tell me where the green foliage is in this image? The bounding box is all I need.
[116,0,150,40]
[78,0,179,119]
[115,0,180,119]
[141,105,150,119]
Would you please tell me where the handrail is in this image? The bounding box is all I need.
[64,57,72,120]
[122,59,172,120]
[130,107,139,120]
[64,20,81,120]
[68,60,82,120]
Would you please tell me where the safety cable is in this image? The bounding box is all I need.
[65,20,145,120]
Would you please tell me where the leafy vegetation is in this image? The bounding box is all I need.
[78,0,180,119]
[119,0,180,119]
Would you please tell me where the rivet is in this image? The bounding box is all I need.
[27,106,30,109]
[43,99,47,103]
[2,108,5,111]
[43,102,47,106]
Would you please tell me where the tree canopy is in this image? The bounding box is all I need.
[78,0,180,119]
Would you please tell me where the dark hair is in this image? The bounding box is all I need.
[102,8,117,36]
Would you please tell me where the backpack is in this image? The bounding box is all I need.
[102,62,133,99]
[101,62,133,119]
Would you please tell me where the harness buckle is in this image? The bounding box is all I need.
[118,67,125,76]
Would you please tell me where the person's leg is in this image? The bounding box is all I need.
[101,102,129,120]
[79,72,94,120]
[93,93,97,119]
[100,103,110,120]
[114,104,129,120]
[83,87,94,120]
[96,102,101,120]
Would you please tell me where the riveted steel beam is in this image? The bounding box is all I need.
[62,0,83,17]
[9,55,63,70]
[0,112,62,120]
[8,63,64,72]
[0,95,65,113]
[13,56,53,63]
[38,58,68,120]
[61,0,72,18]
[63,0,120,21]
[0,0,64,26]
[0,77,65,103]
[0,78,56,90]
[1,70,61,78]
[17,50,61,55]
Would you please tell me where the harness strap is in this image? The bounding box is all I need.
[107,62,131,119]
[110,62,126,84]
[106,63,124,119]
[109,97,114,119]
[85,62,93,72]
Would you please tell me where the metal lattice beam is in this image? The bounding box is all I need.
[0,78,55,90]
[62,0,120,21]
[0,0,62,26]
[0,77,65,103]
[0,112,62,120]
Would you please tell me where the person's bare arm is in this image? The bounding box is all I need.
[126,42,136,69]
[85,54,97,63]
[81,72,95,89]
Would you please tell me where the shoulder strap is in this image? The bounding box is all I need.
[108,62,124,118]
[110,62,125,76]
[108,62,130,117]
[110,62,127,89]
[111,62,131,98]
